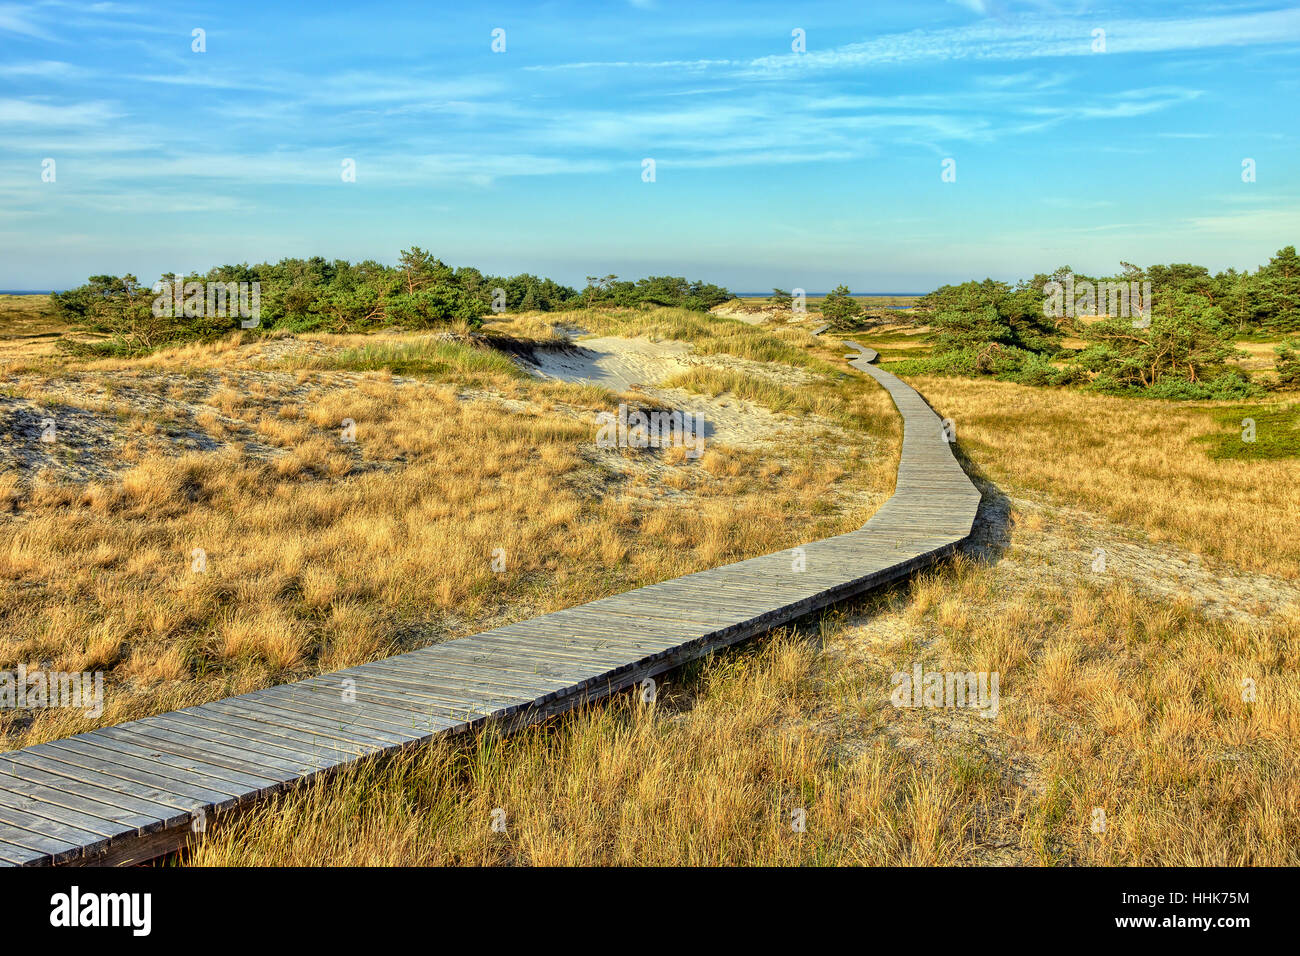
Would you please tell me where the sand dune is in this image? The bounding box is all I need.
[520,334,806,449]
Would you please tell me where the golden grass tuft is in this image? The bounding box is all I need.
[912,375,1300,576]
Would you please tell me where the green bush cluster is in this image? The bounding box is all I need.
[892,251,1300,399]
[52,250,734,356]
[1274,341,1300,389]
[1016,247,1300,335]
[579,274,732,312]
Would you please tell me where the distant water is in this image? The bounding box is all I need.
[737,292,922,298]
[0,290,56,294]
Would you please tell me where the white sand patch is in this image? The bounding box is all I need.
[520,335,830,449]
[526,335,693,392]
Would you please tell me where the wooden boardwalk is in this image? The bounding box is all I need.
[0,343,980,866]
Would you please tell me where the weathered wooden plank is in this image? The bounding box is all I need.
[463,628,675,662]
[0,836,57,866]
[158,707,368,765]
[0,760,191,827]
[359,653,564,695]
[384,642,604,686]
[139,713,332,775]
[0,769,161,849]
[199,694,415,748]
[347,662,561,706]
[0,801,107,856]
[248,687,438,742]
[36,737,256,807]
[0,788,123,846]
[86,725,301,791]
[293,674,522,724]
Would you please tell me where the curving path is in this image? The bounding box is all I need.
[0,343,981,866]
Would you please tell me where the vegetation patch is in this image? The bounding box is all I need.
[560,306,840,371]
[270,337,527,383]
[664,366,846,421]
[49,252,736,358]
[884,248,1300,400]
[1199,403,1300,460]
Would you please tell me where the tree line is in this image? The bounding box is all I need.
[51,248,734,356]
[893,246,1300,398]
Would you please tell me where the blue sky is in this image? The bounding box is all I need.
[2,0,1298,291]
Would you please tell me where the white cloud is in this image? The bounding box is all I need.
[0,97,118,127]
[744,8,1300,73]
[0,60,86,78]
[528,8,1300,75]
[0,3,53,39]
[524,58,733,73]
[1183,207,1300,239]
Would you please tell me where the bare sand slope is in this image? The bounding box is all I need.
[521,334,814,449]
[526,335,693,391]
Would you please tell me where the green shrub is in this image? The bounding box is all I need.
[820,285,863,330]
[579,275,731,312]
[1274,341,1300,388]
[1137,370,1258,400]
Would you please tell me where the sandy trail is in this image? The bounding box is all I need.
[520,334,815,449]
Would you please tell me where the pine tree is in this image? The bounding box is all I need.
[1258,246,1300,333]
[820,285,862,328]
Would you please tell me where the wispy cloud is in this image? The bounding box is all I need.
[0,0,1296,288]
[0,3,54,39]
[0,97,118,126]
[528,8,1300,75]
[743,8,1300,74]
[0,59,86,78]
[1184,207,1300,238]
[524,58,733,74]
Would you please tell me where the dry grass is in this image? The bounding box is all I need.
[0,294,64,367]
[188,358,1298,867]
[192,555,1298,866]
[527,306,845,371]
[1231,339,1285,372]
[189,634,992,866]
[909,375,1300,577]
[0,310,897,751]
[268,336,526,384]
[664,366,849,420]
[0,294,59,335]
[890,558,1299,865]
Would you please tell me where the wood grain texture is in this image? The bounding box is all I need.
[0,341,980,866]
